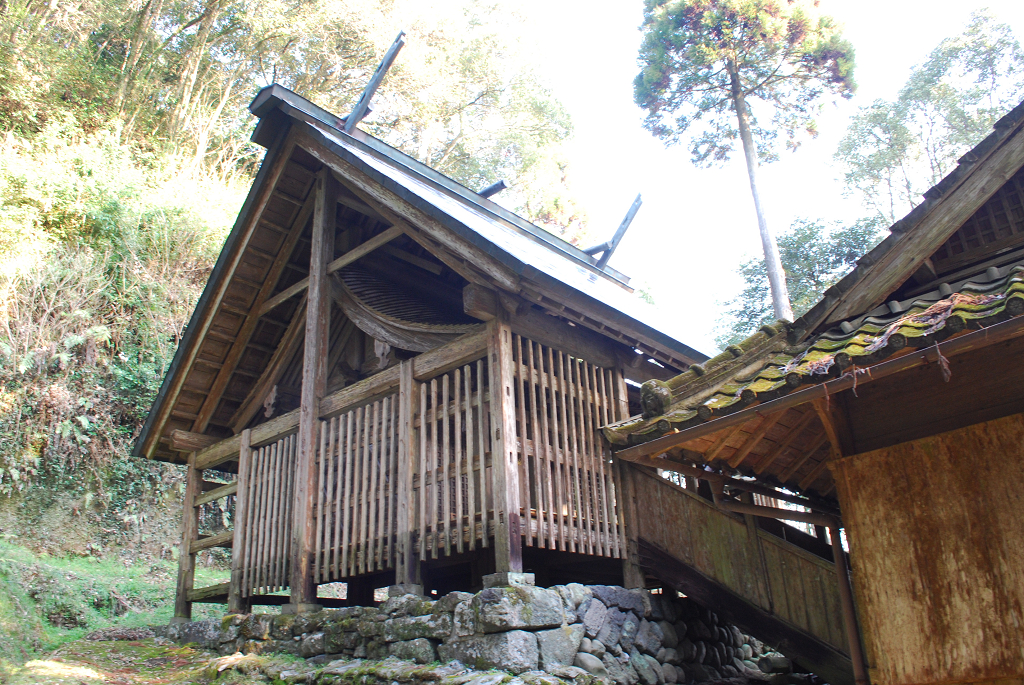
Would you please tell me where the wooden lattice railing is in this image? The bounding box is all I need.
[511,334,626,558]
[238,431,296,597]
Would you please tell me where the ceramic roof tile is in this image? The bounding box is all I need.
[605,263,1024,446]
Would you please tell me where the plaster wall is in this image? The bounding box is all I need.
[830,412,1024,685]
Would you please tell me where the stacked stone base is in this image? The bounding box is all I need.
[157,584,790,684]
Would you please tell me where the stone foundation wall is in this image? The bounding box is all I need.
[158,584,772,684]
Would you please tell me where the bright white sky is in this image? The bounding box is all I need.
[500,1,1024,358]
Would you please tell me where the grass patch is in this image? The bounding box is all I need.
[0,538,229,678]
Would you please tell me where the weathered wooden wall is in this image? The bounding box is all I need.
[631,467,848,654]
[830,412,1024,685]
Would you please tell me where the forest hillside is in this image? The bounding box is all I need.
[0,0,587,567]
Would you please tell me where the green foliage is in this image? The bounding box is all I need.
[0,113,240,513]
[836,11,1024,223]
[0,538,227,669]
[715,218,884,348]
[634,0,856,165]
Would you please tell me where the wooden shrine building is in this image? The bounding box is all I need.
[132,85,706,618]
[608,99,1024,685]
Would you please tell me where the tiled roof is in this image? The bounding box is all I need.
[605,261,1024,446]
[788,99,1024,342]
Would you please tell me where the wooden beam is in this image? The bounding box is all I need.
[488,314,523,573]
[169,430,221,453]
[258,225,404,316]
[173,454,201,622]
[395,359,419,585]
[290,167,335,609]
[298,134,520,291]
[142,132,298,459]
[229,296,308,433]
[779,432,829,483]
[190,180,315,434]
[463,283,497,321]
[191,529,234,553]
[754,410,818,475]
[195,327,489,471]
[728,411,787,468]
[193,481,238,508]
[812,399,845,459]
[187,582,230,602]
[228,429,252,614]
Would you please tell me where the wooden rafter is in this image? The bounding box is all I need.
[780,432,829,483]
[256,224,404,316]
[754,410,817,475]
[727,410,787,468]
[704,424,745,462]
[798,455,834,491]
[142,135,299,459]
[812,398,845,458]
[191,183,316,433]
[228,295,308,433]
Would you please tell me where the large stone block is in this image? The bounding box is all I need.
[582,599,608,638]
[602,653,638,685]
[454,599,477,637]
[635,620,663,655]
[589,586,644,617]
[620,613,641,652]
[324,623,363,654]
[536,623,584,670]
[178,619,222,649]
[389,638,438,664]
[299,631,325,658]
[574,652,608,676]
[435,591,474,615]
[383,612,453,642]
[471,586,565,633]
[438,630,539,674]
[596,607,625,648]
[630,649,659,685]
[239,614,272,641]
[381,593,435,617]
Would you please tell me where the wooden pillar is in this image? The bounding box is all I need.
[394,359,422,590]
[172,453,201,622]
[228,429,253,614]
[288,167,335,612]
[487,312,523,575]
[611,366,644,588]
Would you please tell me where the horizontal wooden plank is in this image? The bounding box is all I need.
[187,582,230,602]
[169,429,221,453]
[191,529,234,553]
[194,481,238,507]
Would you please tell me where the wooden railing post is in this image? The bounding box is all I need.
[393,359,422,593]
[172,453,201,623]
[228,429,252,614]
[486,313,524,580]
[288,167,335,613]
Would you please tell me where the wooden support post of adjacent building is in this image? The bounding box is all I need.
[612,367,644,589]
[288,167,335,612]
[393,359,422,593]
[172,453,202,623]
[227,429,252,614]
[487,310,523,578]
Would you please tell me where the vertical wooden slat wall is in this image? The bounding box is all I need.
[237,432,296,597]
[415,359,492,559]
[511,334,625,558]
[312,394,400,581]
